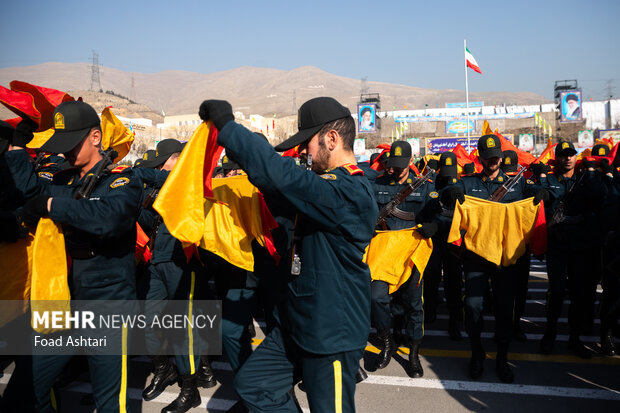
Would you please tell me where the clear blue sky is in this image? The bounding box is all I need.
[1,0,618,101]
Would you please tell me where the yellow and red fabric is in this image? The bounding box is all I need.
[154,122,224,245]
[447,196,546,267]
[101,107,135,162]
[0,81,74,131]
[135,223,152,264]
[154,122,278,270]
[200,174,279,272]
[364,228,433,294]
[482,120,536,166]
[282,145,299,158]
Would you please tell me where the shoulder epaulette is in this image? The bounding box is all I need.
[41,162,57,168]
[341,163,364,176]
[111,165,132,173]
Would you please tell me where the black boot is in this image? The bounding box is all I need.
[539,327,556,355]
[143,355,178,401]
[495,343,514,383]
[469,338,485,380]
[601,329,616,356]
[407,341,424,378]
[375,329,395,370]
[197,357,217,389]
[355,366,368,383]
[161,374,201,413]
[568,336,592,359]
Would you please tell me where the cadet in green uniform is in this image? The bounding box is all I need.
[442,134,544,383]
[199,97,377,413]
[370,140,437,377]
[502,150,529,342]
[536,141,605,358]
[3,101,141,413]
[599,150,620,356]
[135,139,216,413]
[425,151,464,341]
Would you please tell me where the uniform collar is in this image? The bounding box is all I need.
[479,170,507,183]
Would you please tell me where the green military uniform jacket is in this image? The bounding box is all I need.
[4,149,141,300]
[217,122,378,355]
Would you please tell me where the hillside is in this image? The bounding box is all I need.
[0,63,549,117]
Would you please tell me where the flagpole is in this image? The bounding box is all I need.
[464,39,471,151]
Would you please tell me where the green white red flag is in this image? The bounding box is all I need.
[465,47,482,74]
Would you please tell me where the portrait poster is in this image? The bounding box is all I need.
[560,89,582,122]
[358,104,377,133]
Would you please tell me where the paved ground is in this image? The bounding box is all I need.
[1,258,619,412]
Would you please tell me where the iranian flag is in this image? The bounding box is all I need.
[465,47,482,74]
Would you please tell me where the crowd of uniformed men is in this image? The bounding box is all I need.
[0,95,618,413]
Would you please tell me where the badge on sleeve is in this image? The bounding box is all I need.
[38,171,53,181]
[110,177,130,188]
[429,191,439,198]
[321,174,337,180]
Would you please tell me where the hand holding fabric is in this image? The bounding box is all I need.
[12,117,38,147]
[198,100,234,130]
[415,222,438,239]
[533,188,549,205]
[463,163,475,175]
[440,186,465,207]
[19,195,50,226]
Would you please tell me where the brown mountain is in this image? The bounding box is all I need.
[0,62,549,117]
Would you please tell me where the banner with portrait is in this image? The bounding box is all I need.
[358,104,376,133]
[560,89,582,123]
[407,137,421,157]
[518,133,534,152]
[353,138,366,156]
[599,129,620,141]
[577,130,594,148]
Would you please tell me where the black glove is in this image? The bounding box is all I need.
[416,222,438,239]
[12,117,38,148]
[600,158,614,174]
[198,100,234,130]
[426,159,438,171]
[463,162,475,175]
[19,195,50,226]
[531,163,551,176]
[440,186,465,207]
[582,158,596,170]
[533,188,549,205]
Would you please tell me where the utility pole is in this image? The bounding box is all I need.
[130,75,136,102]
[89,50,102,92]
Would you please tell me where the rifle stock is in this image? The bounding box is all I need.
[488,166,526,202]
[376,168,435,229]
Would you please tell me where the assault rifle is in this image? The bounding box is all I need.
[548,171,586,228]
[376,167,435,230]
[74,149,118,200]
[488,166,526,202]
